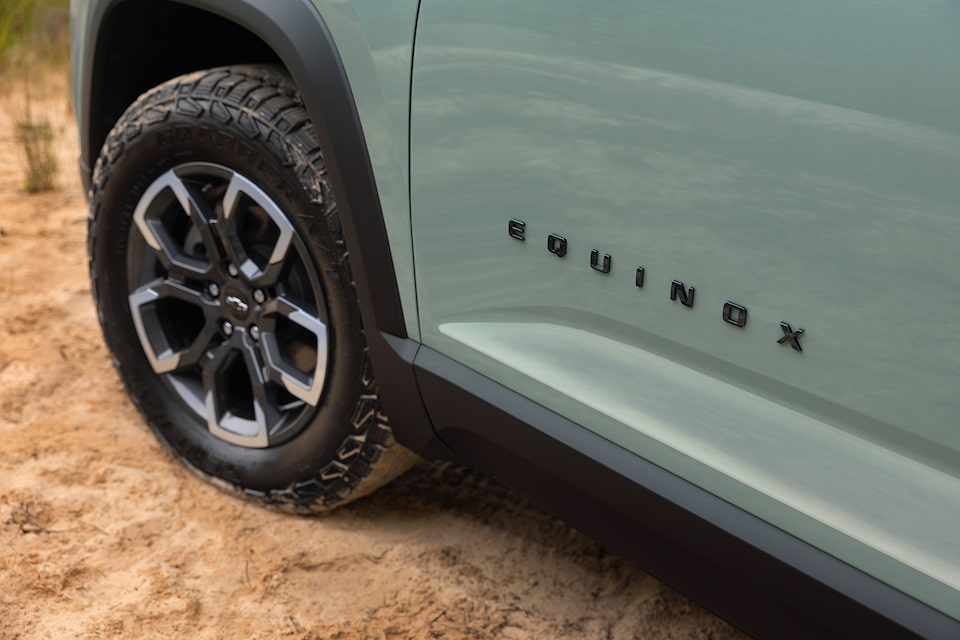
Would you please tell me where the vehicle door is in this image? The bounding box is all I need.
[409,0,960,617]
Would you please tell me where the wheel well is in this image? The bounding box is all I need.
[88,0,281,168]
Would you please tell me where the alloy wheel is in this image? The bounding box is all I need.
[126,162,329,448]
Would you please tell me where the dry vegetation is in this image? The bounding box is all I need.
[1,0,68,193]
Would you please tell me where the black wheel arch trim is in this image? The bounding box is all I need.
[412,345,960,639]
[78,0,441,453]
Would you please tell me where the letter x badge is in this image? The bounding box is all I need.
[777,322,805,352]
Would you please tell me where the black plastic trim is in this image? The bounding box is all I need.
[413,346,960,639]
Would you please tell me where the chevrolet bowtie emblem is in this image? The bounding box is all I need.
[226,295,249,314]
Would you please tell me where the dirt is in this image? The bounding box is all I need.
[0,80,744,640]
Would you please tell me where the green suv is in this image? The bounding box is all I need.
[71,1,960,636]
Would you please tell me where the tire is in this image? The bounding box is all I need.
[88,65,418,513]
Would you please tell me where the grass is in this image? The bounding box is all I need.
[15,111,57,193]
[1,0,69,193]
[1,0,69,65]
[0,0,35,65]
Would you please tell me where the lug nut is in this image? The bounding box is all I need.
[227,263,239,277]
[222,321,234,337]
[249,325,261,341]
[207,282,220,298]
[253,289,265,304]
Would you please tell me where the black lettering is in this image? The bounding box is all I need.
[635,267,645,288]
[156,129,175,148]
[508,219,526,241]
[547,234,567,257]
[214,129,234,150]
[590,249,611,274]
[670,280,695,308]
[195,127,214,146]
[195,127,231,152]
[722,302,748,327]
[239,143,262,163]
[777,322,805,352]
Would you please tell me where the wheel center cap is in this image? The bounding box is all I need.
[222,286,252,321]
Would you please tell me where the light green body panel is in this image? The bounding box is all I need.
[308,0,421,340]
[410,0,960,616]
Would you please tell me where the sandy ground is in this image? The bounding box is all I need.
[0,80,744,640]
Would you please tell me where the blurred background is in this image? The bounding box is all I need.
[1,0,70,194]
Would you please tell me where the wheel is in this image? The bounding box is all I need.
[88,65,418,512]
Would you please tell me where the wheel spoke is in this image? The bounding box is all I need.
[176,319,221,370]
[133,169,217,280]
[260,296,328,406]
[128,278,219,374]
[202,338,277,449]
[173,166,225,268]
[243,338,283,444]
[219,171,296,286]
